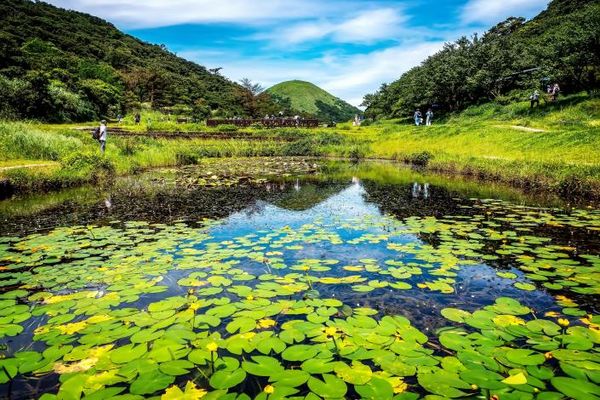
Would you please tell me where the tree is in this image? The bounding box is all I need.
[239,78,264,96]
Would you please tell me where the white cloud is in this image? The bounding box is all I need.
[181,41,444,107]
[271,8,407,45]
[461,0,550,25]
[46,0,340,28]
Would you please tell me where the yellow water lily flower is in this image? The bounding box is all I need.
[557,318,570,327]
[388,377,408,394]
[263,385,275,394]
[324,326,338,337]
[258,319,276,329]
[206,342,219,352]
[544,311,560,318]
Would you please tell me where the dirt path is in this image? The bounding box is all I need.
[0,162,58,172]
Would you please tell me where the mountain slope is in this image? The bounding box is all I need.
[0,0,253,121]
[363,0,600,119]
[267,81,360,122]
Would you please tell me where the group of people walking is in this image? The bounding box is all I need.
[530,83,561,108]
[414,109,434,126]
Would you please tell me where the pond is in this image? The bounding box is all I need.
[0,158,599,400]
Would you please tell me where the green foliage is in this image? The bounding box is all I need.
[364,0,600,119]
[403,151,433,167]
[0,0,277,122]
[216,124,239,133]
[267,80,361,122]
[0,121,81,160]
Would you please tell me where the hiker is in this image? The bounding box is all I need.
[551,83,560,102]
[414,109,422,126]
[134,113,141,124]
[426,109,434,126]
[99,120,107,154]
[117,114,123,124]
[530,90,540,108]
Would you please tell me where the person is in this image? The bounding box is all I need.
[134,113,141,124]
[99,120,107,154]
[426,109,434,126]
[414,109,422,126]
[530,90,540,108]
[551,83,560,102]
[117,114,123,124]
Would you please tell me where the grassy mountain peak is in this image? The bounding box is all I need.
[267,80,360,122]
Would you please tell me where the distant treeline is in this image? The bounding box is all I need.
[0,0,285,122]
[362,0,600,119]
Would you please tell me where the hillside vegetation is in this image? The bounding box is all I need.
[267,81,361,122]
[0,0,280,122]
[363,0,600,119]
[1,93,599,200]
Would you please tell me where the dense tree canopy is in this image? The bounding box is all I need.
[363,0,600,119]
[0,0,281,122]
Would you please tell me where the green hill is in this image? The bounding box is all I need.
[267,80,361,122]
[0,0,264,122]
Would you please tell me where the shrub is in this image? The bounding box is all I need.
[60,153,115,181]
[348,146,366,161]
[119,139,138,156]
[175,151,198,165]
[282,138,320,156]
[404,151,433,167]
[216,124,239,133]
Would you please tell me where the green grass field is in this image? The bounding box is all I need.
[1,93,599,199]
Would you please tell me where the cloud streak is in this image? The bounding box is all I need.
[47,0,341,28]
[269,8,408,45]
[461,0,550,25]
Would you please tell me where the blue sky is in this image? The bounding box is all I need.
[48,0,550,106]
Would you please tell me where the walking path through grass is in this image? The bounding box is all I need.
[0,161,58,172]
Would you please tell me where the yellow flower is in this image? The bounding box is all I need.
[189,302,201,311]
[471,384,478,390]
[390,378,408,394]
[544,352,553,360]
[246,295,255,301]
[557,318,570,327]
[324,326,338,337]
[544,311,560,318]
[258,319,276,329]
[206,342,219,352]
[264,385,275,394]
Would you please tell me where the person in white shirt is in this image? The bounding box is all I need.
[99,120,107,153]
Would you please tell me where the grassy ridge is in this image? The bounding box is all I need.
[1,93,599,200]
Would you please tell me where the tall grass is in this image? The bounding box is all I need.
[0,122,82,161]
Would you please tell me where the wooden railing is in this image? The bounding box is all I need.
[207,118,320,128]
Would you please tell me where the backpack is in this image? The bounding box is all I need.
[92,127,100,140]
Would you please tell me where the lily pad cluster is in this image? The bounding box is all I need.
[0,197,598,399]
